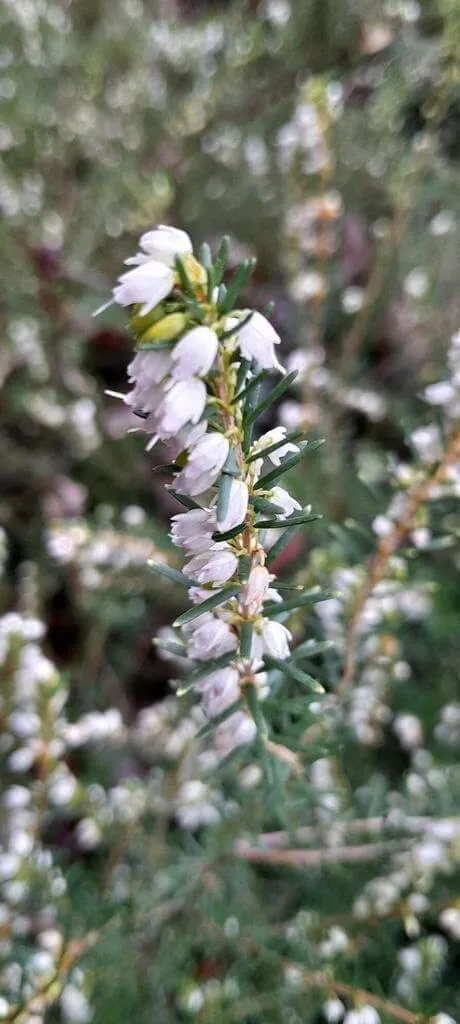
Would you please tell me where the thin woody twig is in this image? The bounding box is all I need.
[233,839,405,867]
[196,915,424,1024]
[280,962,422,1024]
[241,815,460,849]
[263,737,302,775]
[5,932,99,1024]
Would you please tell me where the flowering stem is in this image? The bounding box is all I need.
[338,429,460,695]
[105,225,323,754]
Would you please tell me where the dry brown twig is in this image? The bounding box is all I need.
[233,838,406,867]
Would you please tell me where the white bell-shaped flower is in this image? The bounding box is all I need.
[184,546,238,587]
[235,311,284,372]
[214,711,257,752]
[197,667,240,718]
[172,327,218,380]
[125,225,193,267]
[170,508,216,553]
[127,349,172,386]
[241,565,271,616]
[270,486,301,517]
[251,426,300,467]
[261,619,292,659]
[186,613,237,661]
[175,432,229,497]
[113,262,174,316]
[157,378,206,436]
[217,479,249,532]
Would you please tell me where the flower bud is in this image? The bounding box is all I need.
[130,304,165,333]
[138,313,188,345]
[180,254,207,288]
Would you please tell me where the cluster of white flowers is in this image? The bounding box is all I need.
[106,225,313,753]
[352,807,460,926]
[131,695,236,829]
[315,561,431,746]
[0,612,93,1023]
[0,602,253,1020]
[395,935,450,1005]
[47,517,166,591]
[276,86,341,178]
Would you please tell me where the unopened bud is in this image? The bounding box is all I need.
[138,312,188,345]
[181,254,207,288]
[130,304,165,333]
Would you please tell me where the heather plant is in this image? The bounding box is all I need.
[1,1,460,1023]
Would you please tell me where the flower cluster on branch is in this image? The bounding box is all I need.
[105,225,323,754]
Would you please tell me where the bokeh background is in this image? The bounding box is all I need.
[1,1,459,1022]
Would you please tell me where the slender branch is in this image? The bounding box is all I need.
[5,933,98,1024]
[238,815,460,849]
[263,738,302,774]
[196,915,423,1024]
[233,839,406,867]
[280,962,422,1024]
[338,429,460,695]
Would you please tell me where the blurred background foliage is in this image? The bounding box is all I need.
[1,0,460,1022]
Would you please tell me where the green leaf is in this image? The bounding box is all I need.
[243,380,264,453]
[218,258,257,314]
[255,439,324,490]
[174,586,240,627]
[212,521,246,542]
[148,562,195,588]
[174,256,195,299]
[213,235,230,286]
[153,637,187,658]
[264,656,325,692]
[168,490,203,511]
[292,639,335,660]
[234,369,269,404]
[272,582,305,592]
[235,357,252,396]
[246,429,305,464]
[180,652,237,686]
[199,242,214,300]
[221,448,239,476]
[216,283,227,309]
[152,463,179,475]
[265,526,299,567]
[238,554,251,582]
[199,242,212,269]
[264,586,328,616]
[250,496,285,516]
[256,511,322,529]
[216,470,233,524]
[239,621,253,660]
[245,682,267,737]
[135,340,175,352]
[245,370,298,426]
[195,698,243,740]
